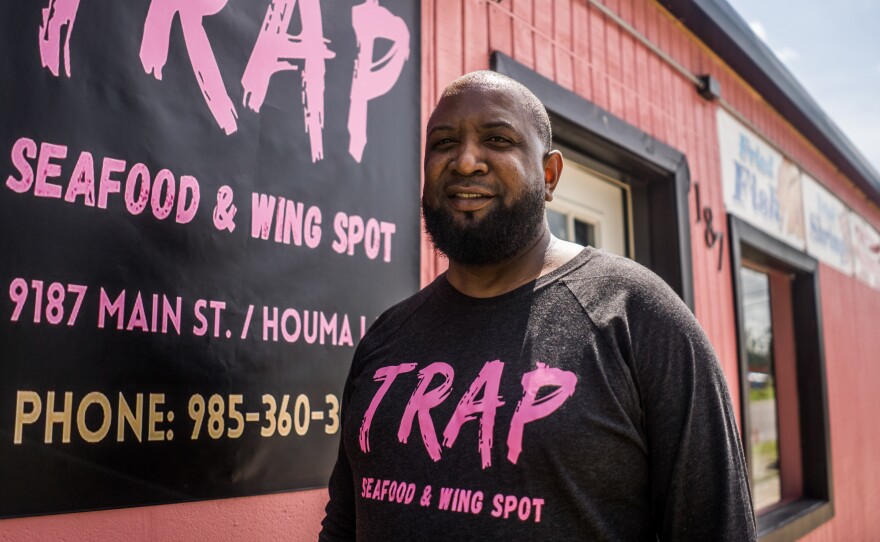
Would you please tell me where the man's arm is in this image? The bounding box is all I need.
[319,370,357,541]
[623,278,757,540]
[641,319,756,540]
[318,433,356,542]
[573,257,757,540]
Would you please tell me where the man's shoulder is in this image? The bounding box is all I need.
[563,249,676,297]
[561,249,691,324]
[355,276,442,358]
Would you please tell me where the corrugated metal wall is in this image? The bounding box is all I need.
[422,1,880,539]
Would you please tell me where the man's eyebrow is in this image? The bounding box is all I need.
[427,120,519,135]
[428,124,454,135]
[480,120,518,131]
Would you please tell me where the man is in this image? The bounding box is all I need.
[320,71,756,541]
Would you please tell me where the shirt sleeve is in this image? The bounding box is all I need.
[593,273,758,541]
[643,315,756,540]
[319,374,357,541]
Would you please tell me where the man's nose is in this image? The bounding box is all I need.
[450,140,488,176]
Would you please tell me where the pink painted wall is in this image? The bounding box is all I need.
[0,490,327,542]
[798,267,880,541]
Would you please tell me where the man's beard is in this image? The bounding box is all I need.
[422,181,546,266]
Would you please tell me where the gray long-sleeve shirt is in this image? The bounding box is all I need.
[321,248,756,541]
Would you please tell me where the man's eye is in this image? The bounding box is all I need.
[433,138,455,148]
[487,136,512,144]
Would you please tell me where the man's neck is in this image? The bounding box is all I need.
[445,229,584,298]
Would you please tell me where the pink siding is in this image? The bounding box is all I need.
[799,268,880,541]
[0,489,327,542]
[6,1,879,540]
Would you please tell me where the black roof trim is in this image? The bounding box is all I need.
[660,0,880,204]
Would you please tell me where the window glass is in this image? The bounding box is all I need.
[546,209,569,241]
[740,266,781,511]
[573,219,595,247]
[546,157,629,257]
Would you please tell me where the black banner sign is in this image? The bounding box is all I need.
[0,0,420,517]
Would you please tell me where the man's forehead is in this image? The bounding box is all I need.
[441,82,526,107]
[430,85,531,128]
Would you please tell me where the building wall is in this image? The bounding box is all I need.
[0,491,326,542]
[800,269,880,541]
[3,1,879,540]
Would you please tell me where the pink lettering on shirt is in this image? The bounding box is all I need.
[348,0,410,162]
[398,362,454,462]
[39,0,81,77]
[241,0,335,162]
[506,362,577,464]
[359,363,417,453]
[442,360,505,469]
[140,0,238,135]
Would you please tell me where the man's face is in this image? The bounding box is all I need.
[422,86,550,266]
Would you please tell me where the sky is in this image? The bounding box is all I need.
[725,0,880,176]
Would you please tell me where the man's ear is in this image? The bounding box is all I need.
[543,150,564,202]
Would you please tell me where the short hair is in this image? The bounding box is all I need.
[434,71,552,153]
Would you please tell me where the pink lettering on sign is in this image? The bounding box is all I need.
[506,363,577,465]
[125,163,150,215]
[34,3,412,164]
[359,363,417,453]
[98,288,182,334]
[34,143,67,198]
[5,138,38,193]
[398,362,454,462]
[348,0,411,162]
[39,0,81,77]
[242,0,335,162]
[442,360,505,469]
[250,192,323,248]
[66,152,96,206]
[140,0,239,135]
[5,138,201,224]
[97,158,125,209]
[332,212,397,262]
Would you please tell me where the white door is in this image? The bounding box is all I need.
[546,155,631,257]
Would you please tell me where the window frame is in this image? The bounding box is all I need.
[729,216,834,540]
[544,151,634,258]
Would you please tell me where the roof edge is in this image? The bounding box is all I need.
[660,0,880,205]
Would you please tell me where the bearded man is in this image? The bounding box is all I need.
[319,71,756,541]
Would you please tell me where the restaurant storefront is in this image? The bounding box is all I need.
[3,1,879,540]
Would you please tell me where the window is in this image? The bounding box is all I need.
[730,217,833,541]
[546,208,595,248]
[740,264,806,513]
[546,153,632,258]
